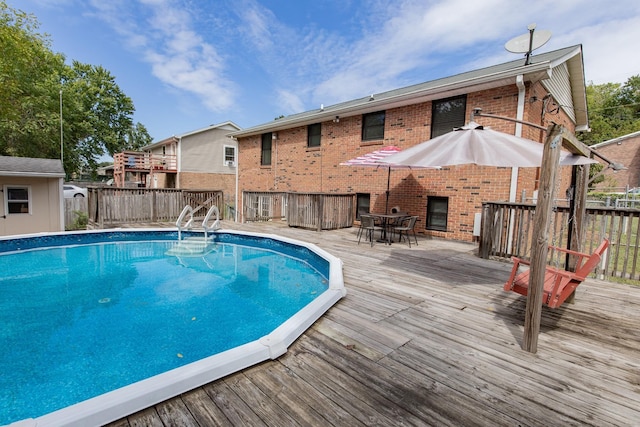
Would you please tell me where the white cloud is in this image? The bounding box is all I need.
[310,0,640,105]
[83,0,640,121]
[89,0,235,111]
[563,17,640,84]
[276,89,306,115]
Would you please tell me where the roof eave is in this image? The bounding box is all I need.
[142,136,179,151]
[231,65,554,139]
[0,171,65,178]
[543,45,587,130]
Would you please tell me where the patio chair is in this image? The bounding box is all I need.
[357,214,384,246]
[393,215,419,247]
[503,239,609,308]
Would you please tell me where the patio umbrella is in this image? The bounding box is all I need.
[340,145,435,214]
[378,122,596,168]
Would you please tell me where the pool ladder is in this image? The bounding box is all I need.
[176,204,221,241]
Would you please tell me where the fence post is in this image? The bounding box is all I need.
[317,194,324,232]
[151,190,157,222]
[98,188,104,229]
[479,204,488,258]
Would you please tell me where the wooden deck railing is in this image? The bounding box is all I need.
[114,151,177,171]
[243,191,355,231]
[480,201,640,283]
[88,188,223,228]
[287,193,354,231]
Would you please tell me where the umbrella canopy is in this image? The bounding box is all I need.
[378,122,596,168]
[339,145,404,167]
[340,145,434,214]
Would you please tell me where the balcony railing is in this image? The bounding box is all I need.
[114,151,177,172]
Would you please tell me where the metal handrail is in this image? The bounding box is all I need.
[203,205,221,240]
[176,205,194,240]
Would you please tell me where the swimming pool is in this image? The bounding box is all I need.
[0,228,345,427]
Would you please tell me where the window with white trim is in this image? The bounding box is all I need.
[224,145,236,166]
[5,186,31,214]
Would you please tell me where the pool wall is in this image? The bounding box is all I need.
[3,228,345,427]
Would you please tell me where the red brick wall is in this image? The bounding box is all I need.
[238,83,578,241]
[592,135,640,190]
[179,172,236,204]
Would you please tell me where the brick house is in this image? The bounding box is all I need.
[591,130,640,191]
[231,45,589,242]
[114,121,240,201]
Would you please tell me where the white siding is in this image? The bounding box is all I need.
[180,128,237,174]
[542,62,576,123]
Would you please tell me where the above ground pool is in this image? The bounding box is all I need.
[0,228,345,427]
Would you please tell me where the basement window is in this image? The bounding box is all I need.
[426,196,448,231]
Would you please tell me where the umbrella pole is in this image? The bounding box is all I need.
[385,167,391,214]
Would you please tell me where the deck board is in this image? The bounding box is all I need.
[106,222,640,427]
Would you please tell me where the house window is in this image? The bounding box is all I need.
[224,145,236,166]
[308,123,321,148]
[5,186,30,214]
[356,193,370,220]
[362,111,385,141]
[426,196,448,231]
[261,133,272,166]
[431,95,467,138]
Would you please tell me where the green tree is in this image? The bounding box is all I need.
[581,76,640,146]
[0,1,66,159]
[125,122,153,151]
[0,1,152,177]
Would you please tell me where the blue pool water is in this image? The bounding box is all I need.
[0,231,331,425]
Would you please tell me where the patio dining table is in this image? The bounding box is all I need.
[369,213,408,244]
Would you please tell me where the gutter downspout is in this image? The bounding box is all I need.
[235,142,239,223]
[507,74,527,254]
[512,74,526,201]
[176,137,182,189]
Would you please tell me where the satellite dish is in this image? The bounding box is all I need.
[505,24,552,65]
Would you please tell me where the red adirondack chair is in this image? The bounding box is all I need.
[503,239,609,309]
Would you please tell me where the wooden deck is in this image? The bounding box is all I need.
[106,221,640,427]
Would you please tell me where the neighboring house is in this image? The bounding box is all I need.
[231,45,589,242]
[591,130,640,191]
[113,121,240,198]
[97,164,114,183]
[0,155,65,236]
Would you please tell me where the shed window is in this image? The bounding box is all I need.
[5,186,30,214]
[261,133,272,166]
[362,111,385,141]
[426,196,448,231]
[308,123,321,147]
[431,95,466,138]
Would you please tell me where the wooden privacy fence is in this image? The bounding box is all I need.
[480,201,640,283]
[243,191,355,231]
[64,197,88,229]
[88,188,223,228]
[243,192,287,222]
[287,193,354,231]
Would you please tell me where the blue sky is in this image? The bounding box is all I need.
[14,0,640,144]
